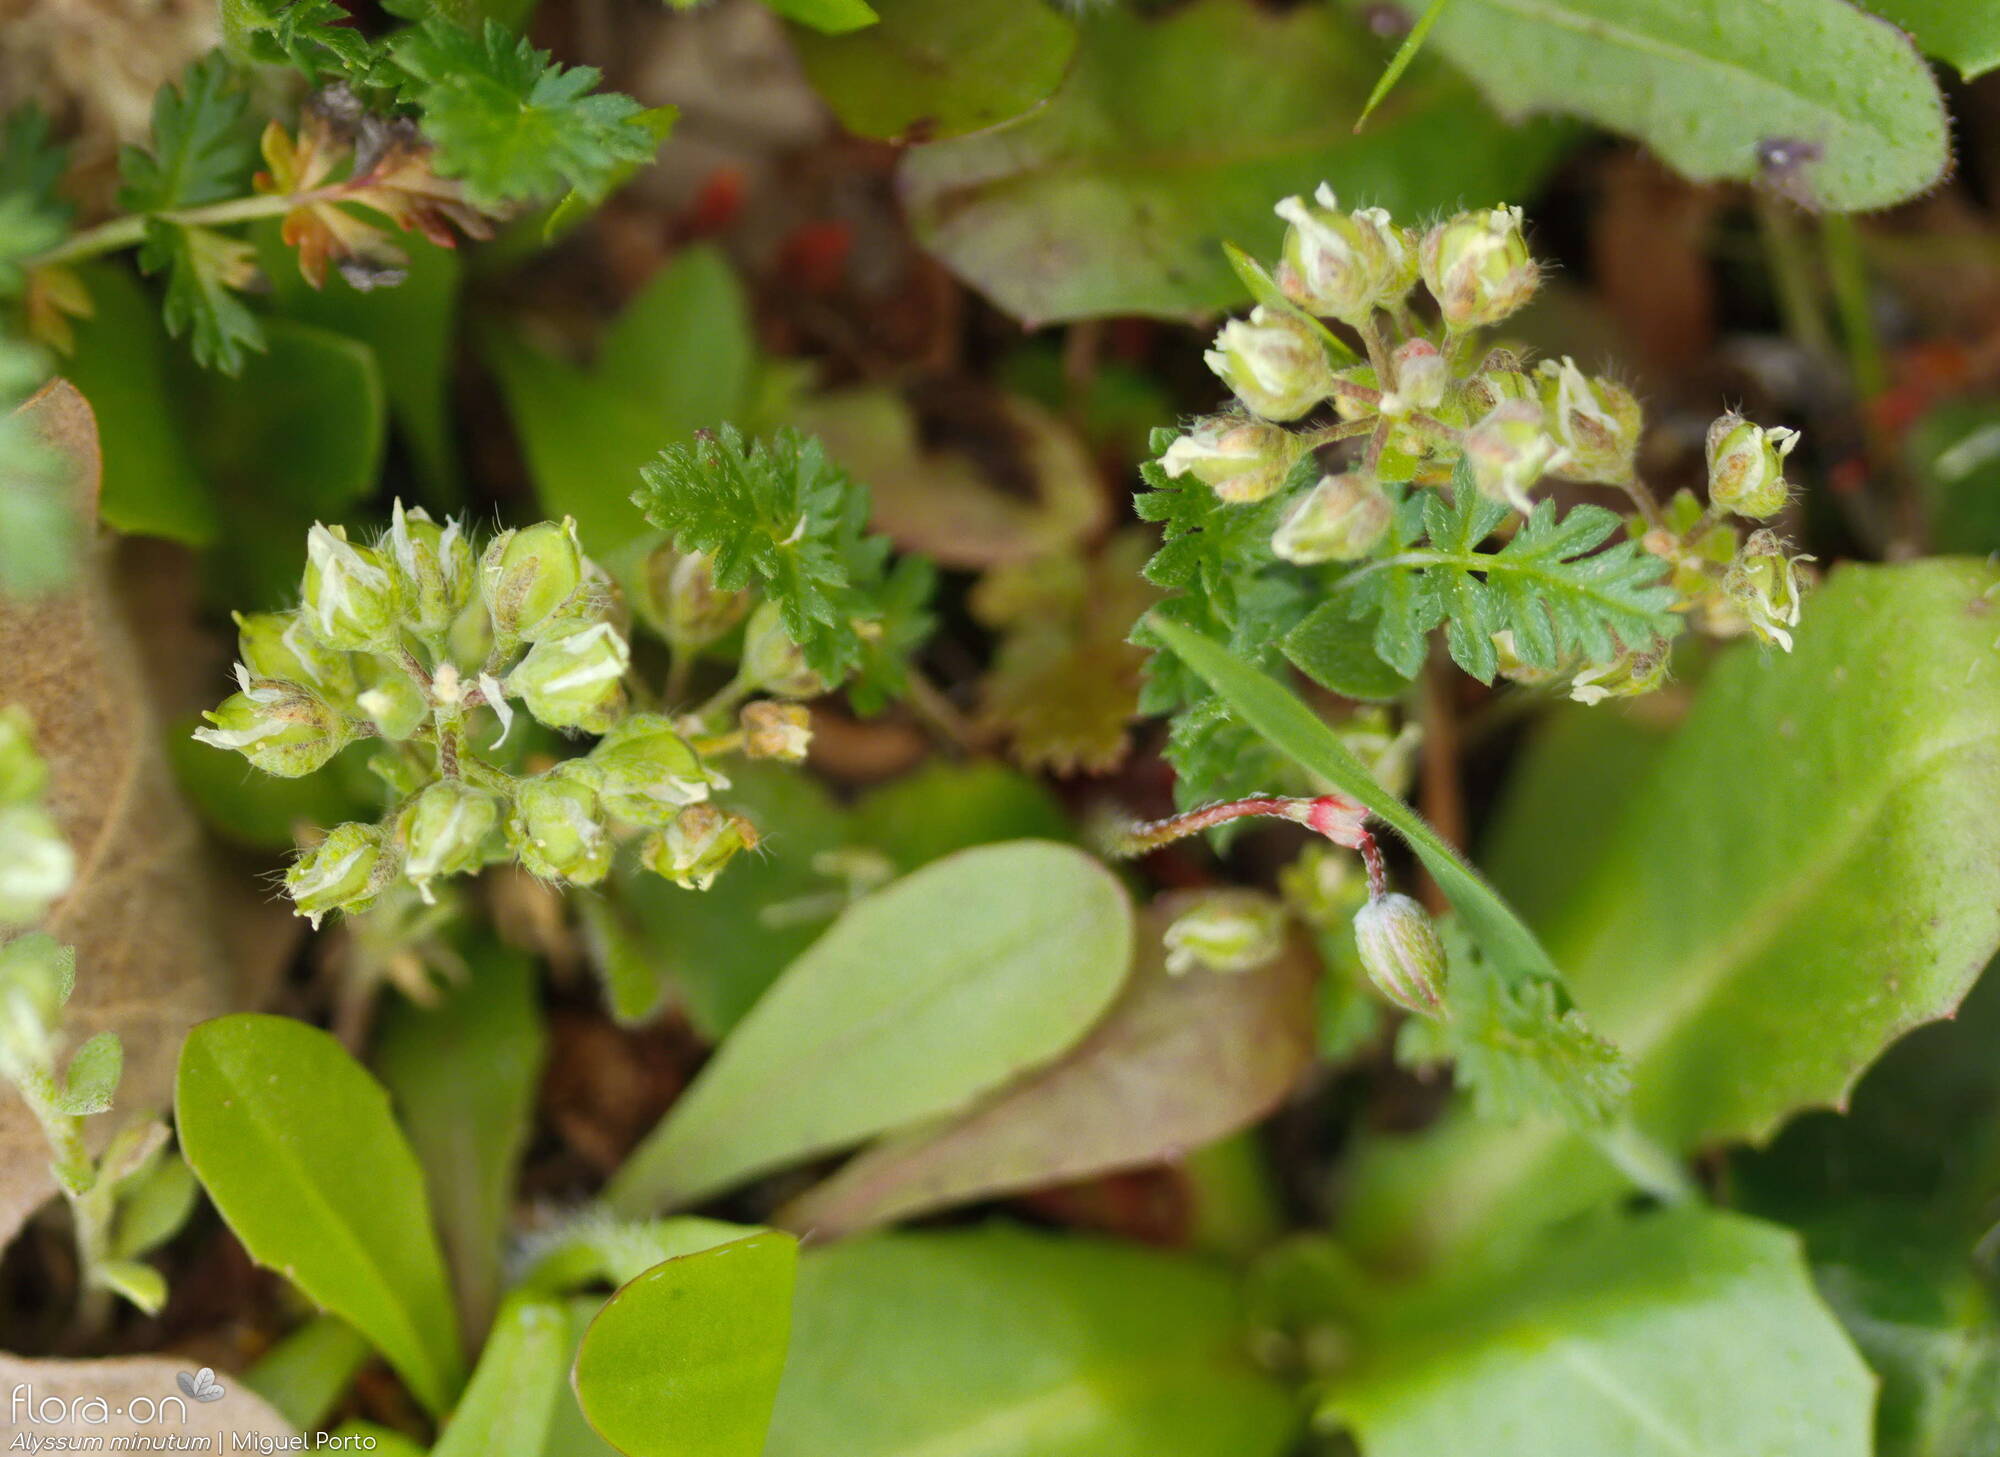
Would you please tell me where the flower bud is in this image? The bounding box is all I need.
[1271,470,1392,564]
[1388,338,1448,412]
[1568,646,1669,705]
[1204,307,1335,422]
[480,518,586,643]
[1458,363,1536,418]
[355,666,429,741]
[740,601,827,700]
[1724,530,1812,652]
[193,674,352,778]
[639,547,750,651]
[400,779,501,901]
[1419,206,1537,330]
[234,610,357,701]
[0,707,49,804]
[1159,417,1304,505]
[302,523,404,653]
[641,803,759,891]
[1705,413,1798,519]
[1273,184,1416,322]
[383,499,474,638]
[1464,401,1561,512]
[742,700,812,764]
[1537,358,1642,484]
[504,621,630,733]
[1352,892,1446,1015]
[590,713,726,826]
[0,804,74,926]
[1163,891,1287,976]
[507,763,612,885]
[284,821,390,928]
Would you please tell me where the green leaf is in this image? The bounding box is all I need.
[94,1259,168,1315]
[768,1225,1297,1457]
[573,1232,798,1457]
[0,107,72,222]
[1418,0,1949,211]
[1905,396,2000,554]
[1282,594,1419,702]
[1147,612,1562,988]
[1323,1208,1873,1457]
[390,19,657,208]
[56,1030,122,1115]
[605,841,1134,1213]
[778,894,1315,1239]
[376,939,546,1343]
[139,222,265,374]
[762,0,877,34]
[521,1215,763,1294]
[175,1014,465,1415]
[791,0,1076,142]
[62,262,215,544]
[108,1152,199,1259]
[244,1317,375,1432]
[847,759,1071,873]
[117,54,256,212]
[544,105,680,240]
[329,1426,427,1457]
[900,0,1569,323]
[1864,0,2000,77]
[1355,0,1455,130]
[0,345,73,598]
[1338,560,2000,1271]
[0,193,64,299]
[433,1293,572,1457]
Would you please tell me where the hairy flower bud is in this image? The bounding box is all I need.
[0,805,74,926]
[481,518,586,643]
[1163,891,1287,976]
[400,780,501,901]
[355,666,429,741]
[1205,307,1335,422]
[505,621,630,732]
[1459,362,1536,418]
[742,700,812,764]
[1464,401,1561,512]
[1272,470,1392,564]
[302,523,403,653]
[1272,184,1416,322]
[1352,892,1446,1015]
[1159,417,1304,505]
[590,713,727,826]
[1705,413,1799,519]
[285,821,389,928]
[234,610,357,701]
[193,673,352,778]
[1537,358,1642,484]
[740,602,827,700]
[641,803,759,891]
[384,499,474,638]
[507,764,612,885]
[1388,338,1448,412]
[640,547,751,651]
[1419,206,1537,330]
[1568,646,1670,705]
[1724,530,1812,652]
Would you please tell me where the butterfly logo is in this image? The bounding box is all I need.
[176,1368,226,1403]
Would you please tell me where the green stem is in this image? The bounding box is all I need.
[690,670,752,729]
[1753,197,1836,361]
[26,192,307,269]
[1821,214,1887,398]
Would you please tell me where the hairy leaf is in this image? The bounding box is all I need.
[1865,0,2000,77]
[117,54,256,213]
[138,221,265,375]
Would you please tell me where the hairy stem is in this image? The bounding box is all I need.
[26,192,311,269]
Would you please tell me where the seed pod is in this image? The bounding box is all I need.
[193,674,352,778]
[1419,206,1538,330]
[1463,401,1562,512]
[505,621,630,733]
[1162,891,1288,976]
[1352,891,1446,1015]
[590,713,727,826]
[507,763,612,885]
[740,601,827,700]
[1159,417,1303,505]
[355,666,429,741]
[480,518,586,643]
[641,803,759,891]
[383,499,475,638]
[234,609,357,701]
[1537,358,1643,485]
[1723,529,1812,652]
[400,779,502,902]
[639,546,751,651]
[1705,413,1798,519]
[1568,646,1670,705]
[1273,184,1417,323]
[1271,470,1393,564]
[1204,306,1335,422]
[284,821,390,928]
[301,523,404,653]
[741,700,812,764]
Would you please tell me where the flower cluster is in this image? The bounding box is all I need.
[1157,185,1814,705]
[195,506,807,927]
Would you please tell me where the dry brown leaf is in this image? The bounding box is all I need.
[0,1352,293,1442]
[0,381,234,1250]
[777,895,1316,1241]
